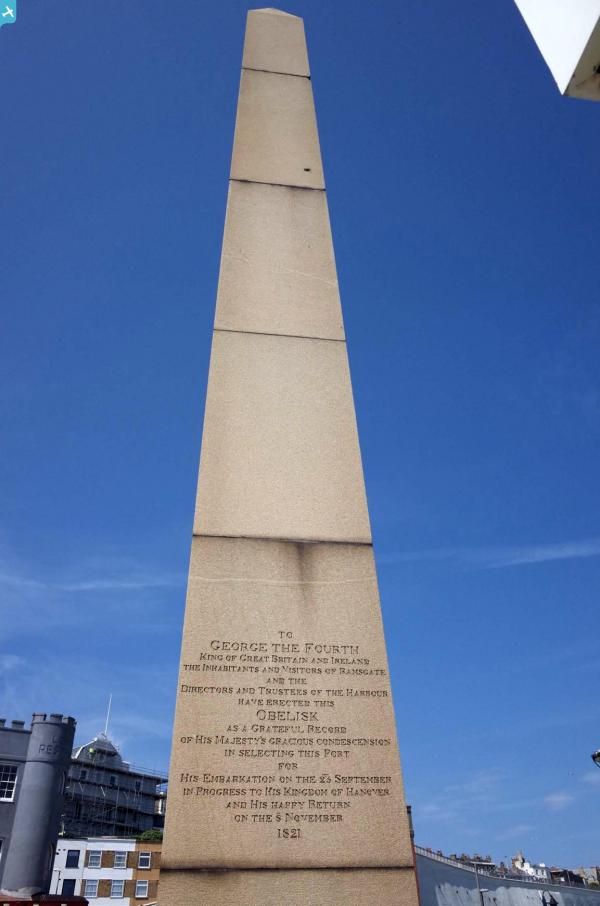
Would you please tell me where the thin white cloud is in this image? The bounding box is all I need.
[580,771,600,786]
[0,652,174,772]
[0,572,47,592]
[0,654,25,673]
[496,823,534,841]
[75,712,172,752]
[416,769,570,833]
[0,570,184,594]
[477,538,600,569]
[0,547,186,645]
[59,576,183,591]
[445,767,505,798]
[544,792,574,812]
[380,537,600,570]
[416,768,506,825]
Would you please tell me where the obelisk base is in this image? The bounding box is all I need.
[159,867,419,905]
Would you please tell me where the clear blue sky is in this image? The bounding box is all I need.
[2,0,600,869]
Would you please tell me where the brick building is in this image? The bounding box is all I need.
[50,839,160,904]
[0,897,87,905]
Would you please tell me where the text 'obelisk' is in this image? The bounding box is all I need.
[159,9,420,905]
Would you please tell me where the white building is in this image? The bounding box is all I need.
[50,837,160,904]
[514,0,600,100]
[512,852,552,882]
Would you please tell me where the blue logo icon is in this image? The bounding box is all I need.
[0,1,16,28]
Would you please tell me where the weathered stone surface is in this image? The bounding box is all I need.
[162,536,412,870]
[159,866,419,906]
[193,331,371,544]
[215,180,343,340]
[231,69,324,189]
[242,8,310,77]
[159,7,418,904]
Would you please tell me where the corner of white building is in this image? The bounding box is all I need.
[514,0,600,99]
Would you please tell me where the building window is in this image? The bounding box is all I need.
[113,850,127,868]
[66,849,80,868]
[62,879,76,896]
[87,850,102,868]
[109,775,117,787]
[80,768,88,780]
[111,879,125,898]
[135,880,149,898]
[0,764,18,801]
[138,851,151,869]
[134,780,141,792]
[84,879,99,898]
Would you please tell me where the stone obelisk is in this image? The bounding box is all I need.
[159,9,419,905]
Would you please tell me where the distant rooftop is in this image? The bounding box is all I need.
[71,732,167,782]
[73,732,126,768]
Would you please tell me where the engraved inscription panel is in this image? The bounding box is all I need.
[162,536,413,870]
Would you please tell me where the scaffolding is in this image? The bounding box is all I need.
[61,734,167,838]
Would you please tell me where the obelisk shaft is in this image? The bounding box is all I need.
[160,10,419,904]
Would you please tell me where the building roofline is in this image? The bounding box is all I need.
[69,760,167,783]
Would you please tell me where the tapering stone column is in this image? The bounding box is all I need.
[159,9,419,904]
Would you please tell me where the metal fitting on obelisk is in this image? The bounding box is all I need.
[159,10,420,904]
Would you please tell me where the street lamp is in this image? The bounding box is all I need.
[474,865,489,906]
[591,750,600,768]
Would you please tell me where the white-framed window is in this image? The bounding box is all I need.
[84,879,99,898]
[110,879,125,898]
[0,764,18,801]
[113,850,127,868]
[137,851,151,869]
[135,880,149,898]
[87,849,102,868]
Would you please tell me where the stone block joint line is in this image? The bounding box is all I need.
[159,10,420,905]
